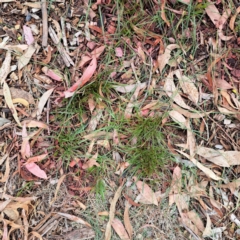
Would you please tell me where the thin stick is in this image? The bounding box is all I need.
[41,0,48,47]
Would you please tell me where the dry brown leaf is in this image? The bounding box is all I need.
[105,182,124,240]
[22,120,48,129]
[229,6,240,32]
[161,0,170,27]
[172,104,207,118]
[0,88,35,104]
[111,218,130,240]
[175,70,199,104]
[3,82,22,127]
[28,231,44,240]
[0,200,11,211]
[97,140,110,150]
[175,194,200,236]
[177,150,222,181]
[12,98,29,108]
[3,208,19,221]
[50,174,67,205]
[88,96,96,113]
[136,181,158,206]
[220,90,236,109]
[164,71,191,110]
[205,3,221,28]
[196,146,230,167]
[87,109,103,132]
[124,202,133,239]
[220,178,240,194]
[217,106,238,114]
[186,119,195,157]
[23,2,41,8]
[114,82,146,93]
[218,29,233,41]
[18,45,36,70]
[158,44,179,73]
[124,83,145,119]
[216,78,233,90]
[82,152,100,169]
[197,146,240,166]
[0,51,11,85]
[187,210,205,232]
[24,153,48,165]
[203,214,212,238]
[63,229,95,240]
[57,212,91,228]
[169,166,182,206]
[37,88,54,120]
[169,110,186,127]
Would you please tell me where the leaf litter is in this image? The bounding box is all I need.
[1,0,240,239]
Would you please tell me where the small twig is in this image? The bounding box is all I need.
[41,0,48,47]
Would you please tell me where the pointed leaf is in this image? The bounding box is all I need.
[64,57,97,98]
[37,88,54,120]
[111,218,130,240]
[25,162,47,179]
[136,181,158,206]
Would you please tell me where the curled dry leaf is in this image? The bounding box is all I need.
[164,71,191,110]
[160,0,170,27]
[136,181,158,206]
[177,150,222,181]
[111,218,130,240]
[203,214,212,238]
[158,44,179,73]
[12,98,29,108]
[18,44,36,70]
[175,70,199,104]
[229,6,240,32]
[37,88,54,120]
[57,212,91,228]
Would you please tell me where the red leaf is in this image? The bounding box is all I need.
[64,57,97,98]
[25,163,47,179]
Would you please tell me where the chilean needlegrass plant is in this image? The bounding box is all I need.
[112,115,174,178]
